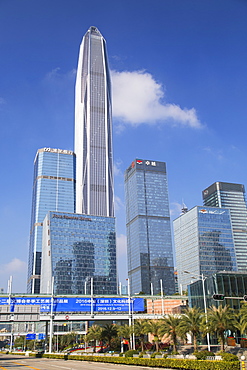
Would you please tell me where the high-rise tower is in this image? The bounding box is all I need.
[202,182,247,271]
[124,159,175,295]
[74,26,114,217]
[27,148,75,293]
[174,206,237,292]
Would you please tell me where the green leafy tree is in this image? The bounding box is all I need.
[179,307,203,351]
[159,315,182,352]
[14,336,25,350]
[101,323,118,349]
[60,332,76,349]
[236,303,247,336]
[206,305,237,352]
[144,320,161,352]
[85,325,103,352]
[134,319,148,352]
[117,324,132,350]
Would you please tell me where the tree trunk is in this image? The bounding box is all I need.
[193,334,197,351]
[141,339,144,352]
[220,332,225,352]
[155,340,159,352]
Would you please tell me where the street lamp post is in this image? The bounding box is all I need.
[160,279,164,316]
[184,271,211,351]
[8,276,13,352]
[49,276,54,353]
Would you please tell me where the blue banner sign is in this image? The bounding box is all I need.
[38,333,46,340]
[0,297,50,305]
[0,297,144,313]
[40,297,144,313]
[26,333,36,340]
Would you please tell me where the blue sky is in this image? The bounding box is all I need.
[1,0,247,292]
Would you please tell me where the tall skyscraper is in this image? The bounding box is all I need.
[124,159,175,295]
[27,148,75,294]
[28,27,117,296]
[202,182,247,271]
[74,26,114,217]
[174,206,237,292]
[40,211,117,295]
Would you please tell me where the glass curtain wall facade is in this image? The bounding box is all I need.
[40,211,117,295]
[125,159,175,295]
[203,182,247,271]
[188,271,247,311]
[27,148,75,294]
[174,206,237,292]
[74,26,114,217]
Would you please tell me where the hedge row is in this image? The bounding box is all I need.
[43,353,240,369]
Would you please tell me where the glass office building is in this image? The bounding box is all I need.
[188,271,247,311]
[125,159,175,295]
[174,206,237,292]
[74,26,114,217]
[27,148,75,294]
[203,182,247,271]
[40,211,117,295]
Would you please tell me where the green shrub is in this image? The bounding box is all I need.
[41,353,240,369]
[217,352,239,361]
[151,351,162,358]
[124,349,139,357]
[194,350,215,360]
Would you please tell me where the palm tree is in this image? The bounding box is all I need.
[144,320,161,352]
[206,305,237,351]
[179,307,203,351]
[236,303,247,336]
[117,324,132,350]
[134,319,148,352]
[101,323,118,349]
[159,315,182,352]
[85,325,103,352]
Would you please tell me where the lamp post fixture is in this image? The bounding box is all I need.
[49,276,54,353]
[184,271,211,351]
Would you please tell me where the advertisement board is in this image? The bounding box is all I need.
[0,297,145,313]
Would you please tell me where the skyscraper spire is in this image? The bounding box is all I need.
[74,26,114,217]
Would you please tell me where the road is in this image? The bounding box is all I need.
[0,354,170,370]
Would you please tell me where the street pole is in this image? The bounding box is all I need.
[201,273,211,352]
[151,283,154,315]
[90,277,94,317]
[49,276,54,353]
[127,278,132,349]
[160,279,164,316]
[8,276,13,352]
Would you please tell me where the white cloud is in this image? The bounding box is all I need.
[0,259,27,293]
[44,68,76,85]
[116,234,127,257]
[111,70,202,129]
[0,258,27,275]
[170,202,183,217]
[113,160,123,177]
[203,146,224,161]
[116,234,128,283]
[114,195,125,212]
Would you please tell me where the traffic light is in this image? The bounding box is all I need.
[212,294,225,301]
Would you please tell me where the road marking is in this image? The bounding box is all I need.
[0,366,8,370]
[13,361,41,370]
[49,365,78,369]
